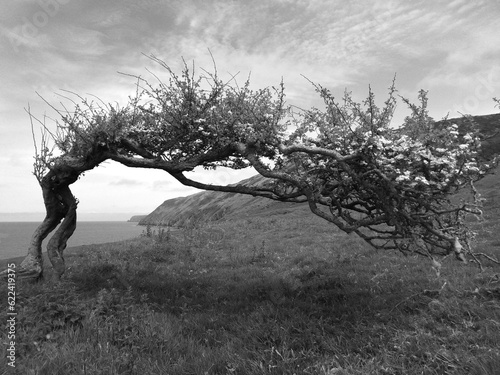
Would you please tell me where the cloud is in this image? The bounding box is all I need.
[109,178,144,186]
[152,180,174,190]
[415,7,500,106]
[2,0,500,216]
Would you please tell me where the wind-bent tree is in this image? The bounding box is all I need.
[8,57,496,281]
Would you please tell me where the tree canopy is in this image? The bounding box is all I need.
[11,56,498,280]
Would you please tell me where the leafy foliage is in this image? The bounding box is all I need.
[281,83,488,256]
[32,56,499,264]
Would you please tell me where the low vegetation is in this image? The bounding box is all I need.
[2,209,499,375]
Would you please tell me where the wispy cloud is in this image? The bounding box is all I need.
[152,180,175,191]
[1,0,499,214]
[109,179,144,187]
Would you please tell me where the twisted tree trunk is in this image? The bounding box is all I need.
[46,185,78,281]
[17,182,66,280]
[12,171,77,281]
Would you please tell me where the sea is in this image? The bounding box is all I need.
[0,221,145,260]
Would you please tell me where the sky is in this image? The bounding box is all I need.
[1,0,499,221]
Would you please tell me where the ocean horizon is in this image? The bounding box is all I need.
[0,212,145,222]
[0,221,145,260]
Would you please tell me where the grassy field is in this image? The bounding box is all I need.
[1,209,499,374]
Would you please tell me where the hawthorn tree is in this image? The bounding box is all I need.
[7,57,497,281]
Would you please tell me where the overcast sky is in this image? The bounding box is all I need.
[1,0,499,220]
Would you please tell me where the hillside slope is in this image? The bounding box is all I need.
[139,174,310,226]
[140,113,500,227]
[438,113,500,160]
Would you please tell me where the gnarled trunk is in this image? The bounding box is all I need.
[17,187,64,279]
[7,170,78,281]
[1,150,107,281]
[46,185,78,281]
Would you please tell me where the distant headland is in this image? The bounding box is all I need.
[128,215,148,223]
